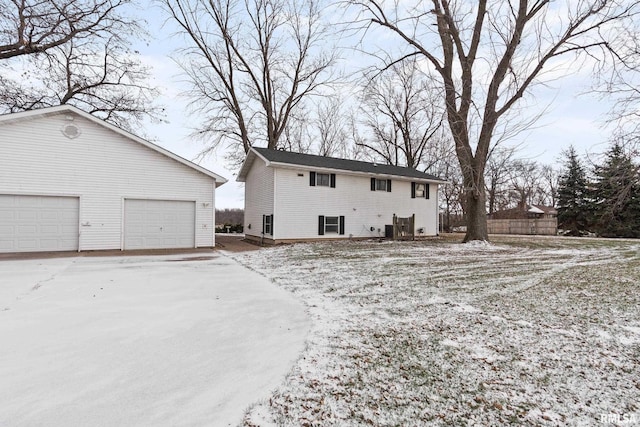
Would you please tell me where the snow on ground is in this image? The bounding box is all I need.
[232,236,640,426]
[0,254,310,427]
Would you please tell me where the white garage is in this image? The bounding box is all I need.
[0,105,227,253]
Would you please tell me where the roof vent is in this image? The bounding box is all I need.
[61,123,81,139]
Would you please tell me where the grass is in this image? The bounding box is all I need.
[235,235,640,426]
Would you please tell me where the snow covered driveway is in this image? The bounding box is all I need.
[0,253,310,427]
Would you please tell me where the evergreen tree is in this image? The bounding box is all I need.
[557,146,591,236]
[591,142,640,238]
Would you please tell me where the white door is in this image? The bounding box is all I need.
[124,199,196,250]
[0,195,79,253]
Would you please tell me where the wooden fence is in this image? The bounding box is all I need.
[487,218,557,236]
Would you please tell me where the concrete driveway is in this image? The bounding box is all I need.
[0,252,309,427]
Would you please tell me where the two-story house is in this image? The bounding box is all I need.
[237,147,445,244]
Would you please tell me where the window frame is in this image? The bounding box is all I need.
[324,216,339,233]
[411,182,430,199]
[371,178,392,192]
[316,173,331,187]
[263,214,273,235]
[310,171,336,188]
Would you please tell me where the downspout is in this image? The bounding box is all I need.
[436,183,440,236]
[272,168,277,243]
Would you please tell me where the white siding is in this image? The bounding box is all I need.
[272,168,439,240]
[243,157,275,240]
[0,112,216,250]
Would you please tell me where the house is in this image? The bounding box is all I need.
[0,105,227,253]
[487,204,558,235]
[237,147,445,244]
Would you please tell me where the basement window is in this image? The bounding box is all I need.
[325,216,339,233]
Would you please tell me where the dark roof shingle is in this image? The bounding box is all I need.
[253,147,443,181]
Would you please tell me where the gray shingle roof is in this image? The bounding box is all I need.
[253,147,444,182]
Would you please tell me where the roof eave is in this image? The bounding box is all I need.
[265,161,445,184]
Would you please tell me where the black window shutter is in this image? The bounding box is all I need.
[371,178,376,191]
[318,215,325,235]
[339,216,345,235]
[310,172,316,186]
[270,214,274,235]
[330,174,336,188]
[411,182,416,198]
[387,179,392,192]
[425,184,430,199]
[262,214,266,233]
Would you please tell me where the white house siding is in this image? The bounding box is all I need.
[243,157,274,240]
[272,167,439,241]
[0,111,216,251]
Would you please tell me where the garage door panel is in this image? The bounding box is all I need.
[0,211,14,221]
[41,224,61,234]
[124,199,195,250]
[0,195,79,253]
[18,211,38,221]
[17,225,38,234]
[18,240,38,251]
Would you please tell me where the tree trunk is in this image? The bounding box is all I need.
[464,185,488,242]
[460,156,489,242]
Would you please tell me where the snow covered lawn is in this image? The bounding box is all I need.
[0,254,309,427]
[235,236,640,426]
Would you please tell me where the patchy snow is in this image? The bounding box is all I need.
[0,254,309,427]
[231,237,640,426]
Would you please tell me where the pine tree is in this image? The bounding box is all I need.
[591,142,640,238]
[557,146,591,236]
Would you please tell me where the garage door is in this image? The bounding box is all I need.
[0,195,79,253]
[124,199,196,250]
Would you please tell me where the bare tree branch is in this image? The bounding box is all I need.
[161,0,339,163]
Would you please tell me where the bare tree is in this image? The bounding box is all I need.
[485,147,516,214]
[350,0,640,242]
[0,0,161,131]
[280,109,314,154]
[0,0,132,59]
[358,57,445,169]
[435,148,464,232]
[509,159,543,208]
[539,164,559,207]
[161,0,338,163]
[315,95,353,157]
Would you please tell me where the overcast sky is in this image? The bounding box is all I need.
[136,5,617,210]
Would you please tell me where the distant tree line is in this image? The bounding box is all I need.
[557,143,640,238]
[215,208,244,233]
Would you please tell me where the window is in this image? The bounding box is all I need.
[371,178,392,192]
[310,172,336,188]
[262,214,273,235]
[317,173,330,187]
[325,216,339,233]
[318,215,345,235]
[411,182,430,199]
